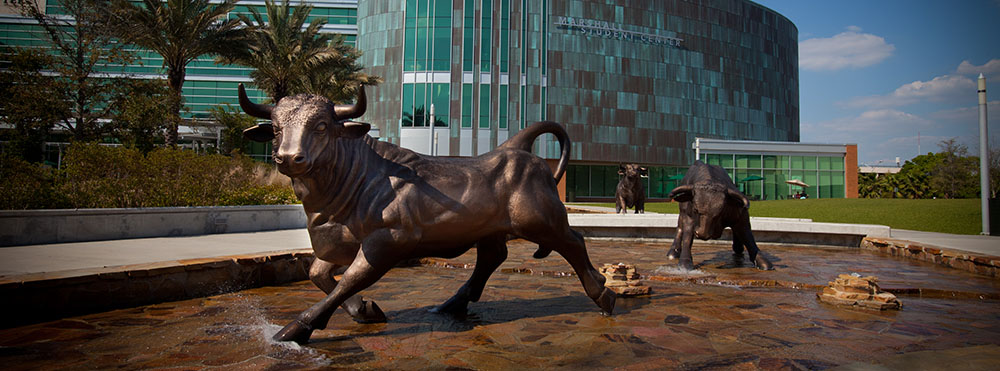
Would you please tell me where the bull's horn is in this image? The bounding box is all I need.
[727,188,750,209]
[668,185,694,200]
[334,85,367,120]
[238,83,273,119]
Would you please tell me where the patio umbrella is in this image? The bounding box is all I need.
[740,175,765,182]
[785,179,810,187]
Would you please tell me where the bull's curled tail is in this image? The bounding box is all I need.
[499,121,571,182]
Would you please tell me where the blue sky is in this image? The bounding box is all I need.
[754,0,1000,165]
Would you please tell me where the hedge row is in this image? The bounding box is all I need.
[1,143,297,209]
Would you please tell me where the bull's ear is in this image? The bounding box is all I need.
[243,124,275,142]
[341,121,371,139]
[618,164,625,175]
[640,167,649,177]
[668,185,694,202]
[726,188,750,209]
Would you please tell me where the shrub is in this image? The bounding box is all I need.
[0,155,70,209]
[1,143,297,209]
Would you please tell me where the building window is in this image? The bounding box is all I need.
[480,0,492,72]
[479,84,490,128]
[461,84,473,128]
[700,153,846,200]
[404,0,451,72]
[402,83,449,127]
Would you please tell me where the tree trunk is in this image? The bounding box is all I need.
[166,67,186,147]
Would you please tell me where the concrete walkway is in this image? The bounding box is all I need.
[0,205,996,278]
[891,229,1000,256]
[0,227,995,280]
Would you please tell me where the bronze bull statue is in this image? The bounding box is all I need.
[667,161,774,271]
[238,84,616,343]
[615,163,647,214]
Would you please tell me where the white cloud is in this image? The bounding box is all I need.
[956,59,1000,79]
[803,109,932,137]
[842,74,977,108]
[806,102,1000,164]
[799,26,895,71]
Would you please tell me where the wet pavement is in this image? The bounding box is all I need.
[2,240,999,370]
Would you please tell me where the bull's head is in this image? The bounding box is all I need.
[668,183,749,240]
[618,164,649,179]
[238,84,369,176]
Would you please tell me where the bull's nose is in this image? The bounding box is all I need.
[293,154,306,164]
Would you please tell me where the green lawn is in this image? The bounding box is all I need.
[579,199,985,235]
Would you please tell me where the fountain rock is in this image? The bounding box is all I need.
[817,273,901,310]
[600,263,651,296]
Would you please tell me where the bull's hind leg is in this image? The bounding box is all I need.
[533,229,615,315]
[308,259,386,323]
[431,234,508,316]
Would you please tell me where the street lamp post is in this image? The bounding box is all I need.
[978,74,991,235]
[429,103,436,156]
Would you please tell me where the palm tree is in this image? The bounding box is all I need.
[217,0,378,103]
[112,0,248,146]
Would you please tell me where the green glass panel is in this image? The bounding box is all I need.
[480,0,492,72]
[803,156,817,170]
[831,157,845,170]
[402,84,414,127]
[790,156,804,170]
[463,0,475,71]
[720,154,734,169]
[603,165,619,197]
[735,155,751,169]
[461,84,473,128]
[414,84,427,126]
[479,84,490,128]
[404,17,417,71]
[498,85,508,129]
[431,83,449,127]
[416,24,428,71]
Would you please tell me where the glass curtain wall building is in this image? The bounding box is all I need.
[357,0,801,199]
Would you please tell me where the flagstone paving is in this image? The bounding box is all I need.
[2,240,999,369]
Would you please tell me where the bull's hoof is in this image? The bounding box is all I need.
[678,259,695,271]
[667,249,680,260]
[352,300,387,323]
[532,247,552,259]
[429,296,469,317]
[273,319,314,344]
[754,256,774,271]
[596,288,616,316]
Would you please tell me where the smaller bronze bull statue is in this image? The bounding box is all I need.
[615,164,648,214]
[238,84,615,344]
[666,161,773,271]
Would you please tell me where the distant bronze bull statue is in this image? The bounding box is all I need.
[615,163,647,214]
[667,161,773,271]
[238,84,615,343]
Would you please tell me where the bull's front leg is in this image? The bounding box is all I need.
[274,231,404,344]
[308,259,386,323]
[735,226,773,270]
[675,224,696,271]
[667,227,682,260]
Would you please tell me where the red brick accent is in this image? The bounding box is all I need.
[845,144,859,198]
[547,159,568,202]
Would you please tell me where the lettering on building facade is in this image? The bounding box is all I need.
[554,16,683,47]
